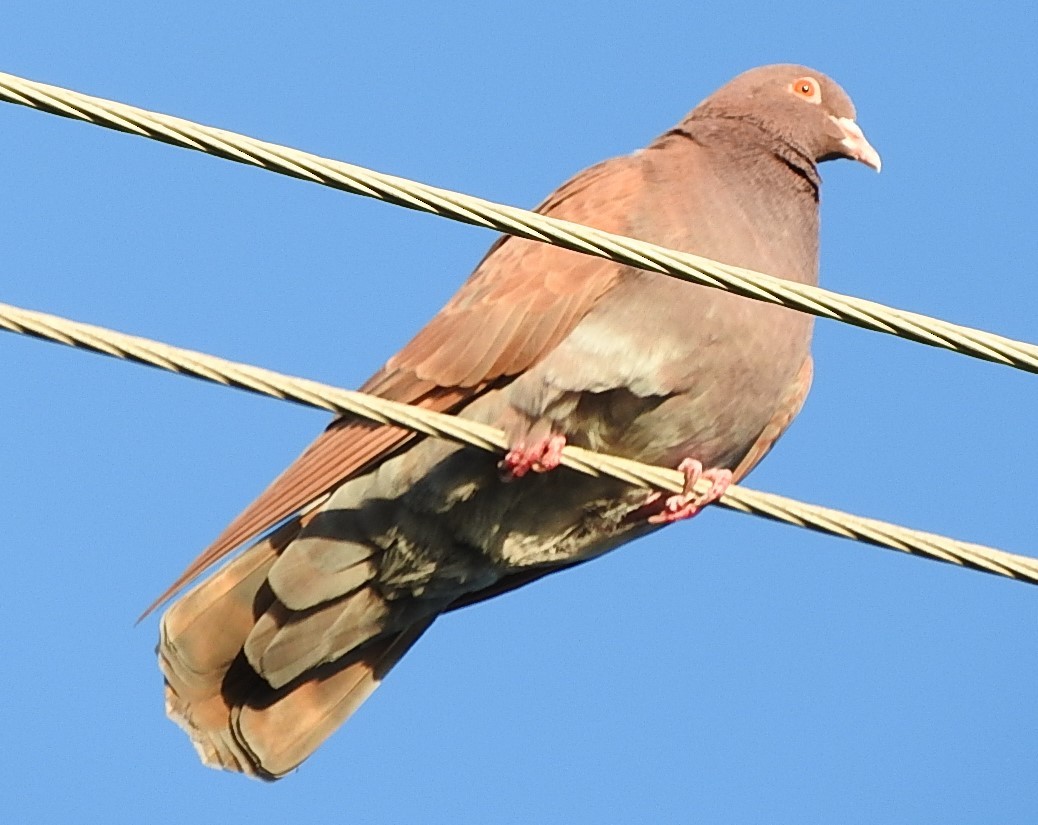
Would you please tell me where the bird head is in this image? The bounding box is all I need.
[692,64,881,172]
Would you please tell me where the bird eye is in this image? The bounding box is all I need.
[791,77,821,103]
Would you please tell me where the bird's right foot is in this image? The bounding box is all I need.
[499,434,567,479]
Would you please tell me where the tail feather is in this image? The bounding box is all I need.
[158,517,434,779]
[160,524,286,686]
[245,585,389,688]
[229,620,433,779]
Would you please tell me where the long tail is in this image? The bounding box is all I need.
[158,518,434,779]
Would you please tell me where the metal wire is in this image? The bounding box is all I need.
[3,298,1036,586]
[0,70,1036,374]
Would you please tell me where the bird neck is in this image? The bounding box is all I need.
[637,116,821,288]
[664,114,822,201]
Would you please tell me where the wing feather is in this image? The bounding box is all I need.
[152,154,650,610]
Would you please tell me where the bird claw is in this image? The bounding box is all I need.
[645,458,732,524]
[499,434,567,479]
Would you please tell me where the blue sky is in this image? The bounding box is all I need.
[2,2,1036,823]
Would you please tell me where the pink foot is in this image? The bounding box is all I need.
[644,458,732,525]
[500,434,567,479]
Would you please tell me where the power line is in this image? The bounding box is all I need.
[2,297,1034,587]
[0,70,1036,373]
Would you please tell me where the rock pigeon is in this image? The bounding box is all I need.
[156,64,880,778]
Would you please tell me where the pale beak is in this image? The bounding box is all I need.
[831,116,882,172]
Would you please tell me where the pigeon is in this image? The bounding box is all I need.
[155,64,880,778]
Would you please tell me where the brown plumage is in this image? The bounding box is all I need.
[157,64,879,778]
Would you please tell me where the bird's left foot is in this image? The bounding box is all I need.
[642,458,732,524]
[499,434,567,479]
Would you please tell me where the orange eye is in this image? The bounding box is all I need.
[791,77,821,103]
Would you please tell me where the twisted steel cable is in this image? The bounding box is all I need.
[0,70,1036,374]
[2,298,1035,586]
